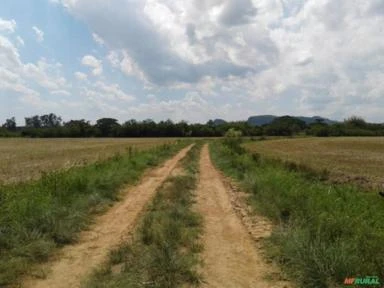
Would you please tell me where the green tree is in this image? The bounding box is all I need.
[40,113,62,128]
[95,118,120,137]
[64,119,93,137]
[2,117,16,131]
[344,116,366,128]
[265,116,306,136]
[25,115,42,128]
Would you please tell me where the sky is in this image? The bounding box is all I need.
[0,0,384,125]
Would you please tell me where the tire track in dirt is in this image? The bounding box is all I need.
[22,145,193,288]
[196,144,290,288]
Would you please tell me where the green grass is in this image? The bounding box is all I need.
[83,143,203,288]
[210,140,384,288]
[0,142,188,286]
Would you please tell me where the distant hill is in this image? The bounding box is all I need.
[247,115,336,126]
[247,115,277,126]
[296,116,336,125]
[207,119,227,126]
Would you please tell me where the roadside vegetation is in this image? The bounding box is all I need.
[84,143,203,288]
[210,137,384,288]
[0,142,187,286]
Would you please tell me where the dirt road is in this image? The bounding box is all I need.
[196,145,289,288]
[22,145,192,288]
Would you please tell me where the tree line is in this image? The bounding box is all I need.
[1,114,384,138]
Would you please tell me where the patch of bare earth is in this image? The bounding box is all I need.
[196,145,290,288]
[21,145,193,288]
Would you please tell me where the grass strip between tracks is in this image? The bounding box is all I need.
[84,143,203,288]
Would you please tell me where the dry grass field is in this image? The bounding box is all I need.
[0,138,175,184]
[244,137,384,189]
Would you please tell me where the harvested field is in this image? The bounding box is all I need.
[245,137,384,189]
[0,138,175,184]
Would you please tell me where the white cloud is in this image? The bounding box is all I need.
[32,26,44,42]
[96,81,135,102]
[120,51,135,76]
[115,90,247,123]
[0,18,17,33]
[74,71,88,80]
[92,33,104,46]
[83,81,135,102]
[0,32,70,110]
[0,67,39,97]
[0,35,22,67]
[81,55,103,76]
[16,36,24,46]
[3,0,384,123]
[107,49,145,80]
[23,59,68,90]
[107,50,120,67]
[79,89,224,123]
[19,94,60,110]
[57,0,383,95]
[0,35,42,111]
[58,0,256,85]
[51,90,71,96]
[19,94,44,106]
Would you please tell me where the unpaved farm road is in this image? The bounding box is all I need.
[196,144,290,288]
[22,145,193,288]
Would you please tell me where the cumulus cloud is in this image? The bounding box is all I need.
[80,89,240,123]
[0,35,22,67]
[0,18,17,33]
[81,55,103,76]
[74,71,88,80]
[51,90,71,96]
[112,90,251,123]
[0,67,39,97]
[32,26,44,42]
[92,33,104,46]
[0,35,37,100]
[19,93,61,110]
[55,0,384,120]
[58,0,258,85]
[3,0,384,122]
[24,59,68,90]
[83,81,135,102]
[16,36,25,46]
[218,0,257,26]
[0,32,69,111]
[95,81,135,102]
[107,50,145,80]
